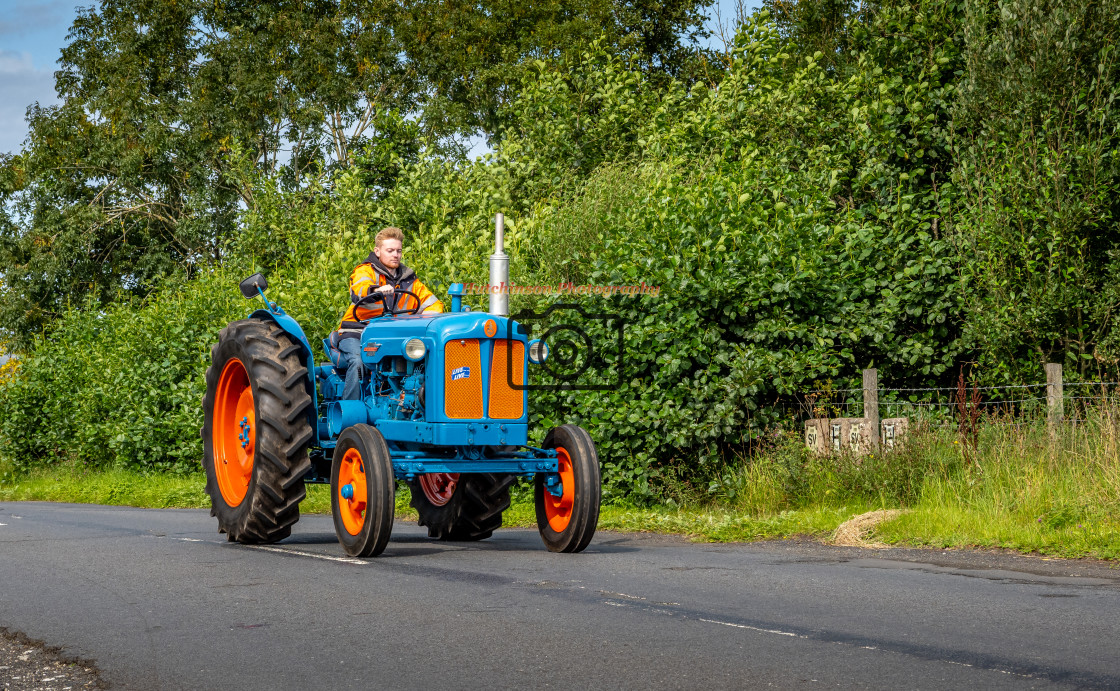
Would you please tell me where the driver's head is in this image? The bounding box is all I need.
[373,226,404,270]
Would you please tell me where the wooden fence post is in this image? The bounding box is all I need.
[863,368,880,448]
[1046,362,1064,432]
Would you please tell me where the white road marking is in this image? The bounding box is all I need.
[240,544,368,565]
[701,619,1036,680]
[169,536,367,565]
[700,618,804,638]
[600,590,647,601]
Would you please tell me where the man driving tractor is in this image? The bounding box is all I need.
[335,226,444,399]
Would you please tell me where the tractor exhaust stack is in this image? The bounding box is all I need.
[489,213,509,316]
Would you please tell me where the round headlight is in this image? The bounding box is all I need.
[404,338,427,361]
[528,339,549,364]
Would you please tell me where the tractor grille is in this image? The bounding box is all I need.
[488,340,525,419]
[444,339,483,419]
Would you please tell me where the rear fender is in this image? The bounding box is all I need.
[250,309,319,428]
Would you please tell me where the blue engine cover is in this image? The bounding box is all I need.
[316,312,531,447]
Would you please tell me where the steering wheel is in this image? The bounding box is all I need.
[353,288,423,318]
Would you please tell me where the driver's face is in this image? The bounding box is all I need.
[374,238,403,269]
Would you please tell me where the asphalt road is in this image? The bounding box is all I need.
[1,502,1119,690]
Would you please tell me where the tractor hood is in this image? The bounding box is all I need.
[359,312,526,364]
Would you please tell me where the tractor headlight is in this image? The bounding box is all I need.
[404,338,427,361]
[528,339,549,364]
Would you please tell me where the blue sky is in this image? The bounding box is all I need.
[0,0,759,156]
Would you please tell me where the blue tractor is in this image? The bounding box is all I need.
[201,273,601,557]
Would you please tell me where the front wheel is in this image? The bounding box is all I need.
[331,424,394,557]
[535,425,601,553]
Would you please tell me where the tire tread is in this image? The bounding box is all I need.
[201,318,312,544]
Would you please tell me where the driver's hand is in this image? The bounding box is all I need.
[375,284,395,295]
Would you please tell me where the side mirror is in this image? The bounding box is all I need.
[239,273,268,299]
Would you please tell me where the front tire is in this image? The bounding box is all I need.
[202,319,313,543]
[535,425,601,553]
[331,424,394,557]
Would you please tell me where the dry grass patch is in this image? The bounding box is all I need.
[831,509,906,548]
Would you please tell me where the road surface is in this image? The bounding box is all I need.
[1,502,1118,689]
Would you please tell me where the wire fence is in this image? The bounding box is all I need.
[798,373,1120,433]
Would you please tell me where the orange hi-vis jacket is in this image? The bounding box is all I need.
[338,253,444,330]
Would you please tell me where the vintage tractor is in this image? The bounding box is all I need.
[200,223,600,557]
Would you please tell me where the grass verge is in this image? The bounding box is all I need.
[2,417,1119,558]
[0,464,871,542]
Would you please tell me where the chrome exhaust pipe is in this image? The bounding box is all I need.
[489,213,509,316]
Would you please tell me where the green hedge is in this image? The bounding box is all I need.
[3,3,1119,503]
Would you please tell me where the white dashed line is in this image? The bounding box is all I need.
[241,544,368,565]
[600,591,647,601]
[699,618,1035,680]
[171,536,367,565]
[699,618,804,638]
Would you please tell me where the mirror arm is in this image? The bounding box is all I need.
[252,283,279,313]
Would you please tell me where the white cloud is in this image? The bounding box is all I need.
[0,1,76,38]
[0,49,59,155]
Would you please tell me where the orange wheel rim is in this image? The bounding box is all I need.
[544,447,575,532]
[338,448,368,536]
[213,358,254,506]
[419,473,459,507]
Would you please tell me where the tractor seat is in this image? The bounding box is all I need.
[324,331,348,370]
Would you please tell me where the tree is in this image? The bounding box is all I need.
[950,0,1120,378]
[0,0,712,346]
[393,0,714,142]
[760,0,863,76]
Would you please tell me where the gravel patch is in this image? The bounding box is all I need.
[0,628,102,690]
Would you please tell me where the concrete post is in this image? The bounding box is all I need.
[863,368,880,448]
[1046,362,1064,432]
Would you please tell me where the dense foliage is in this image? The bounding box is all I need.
[950,0,1120,378]
[0,0,712,344]
[3,0,1120,502]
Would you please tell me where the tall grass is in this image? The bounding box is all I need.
[689,400,1120,557]
[879,414,1120,558]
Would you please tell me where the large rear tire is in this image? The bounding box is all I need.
[535,424,600,553]
[409,473,514,541]
[331,424,394,557]
[202,319,313,543]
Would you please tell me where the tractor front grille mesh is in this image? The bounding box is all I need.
[488,340,525,419]
[444,339,483,419]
